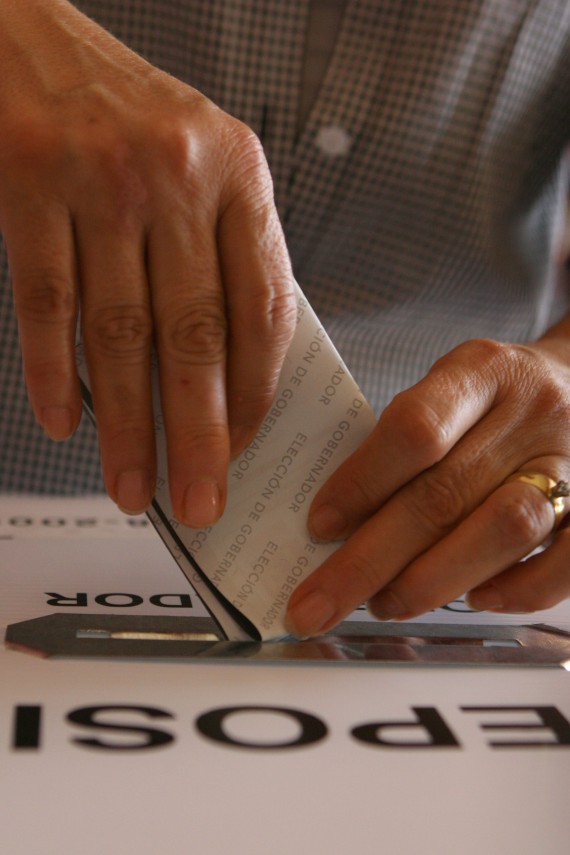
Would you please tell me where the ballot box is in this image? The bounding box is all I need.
[1,495,569,855]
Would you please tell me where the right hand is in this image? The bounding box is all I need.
[0,0,297,526]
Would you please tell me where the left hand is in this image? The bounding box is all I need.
[285,332,570,637]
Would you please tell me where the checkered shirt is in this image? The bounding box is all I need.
[1,0,570,493]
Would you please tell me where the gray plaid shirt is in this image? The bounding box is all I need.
[2,0,570,493]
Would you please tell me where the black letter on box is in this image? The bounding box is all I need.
[45,592,88,607]
[461,705,570,747]
[149,594,193,608]
[94,593,144,607]
[196,705,327,750]
[68,705,175,750]
[12,705,42,750]
[351,706,461,748]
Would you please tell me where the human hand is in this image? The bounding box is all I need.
[0,0,296,525]
[285,334,570,637]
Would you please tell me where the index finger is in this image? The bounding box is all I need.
[308,342,500,542]
[149,214,230,529]
[218,147,297,457]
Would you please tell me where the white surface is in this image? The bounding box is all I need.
[1,495,570,854]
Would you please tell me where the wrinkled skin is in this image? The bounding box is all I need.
[286,332,570,635]
[0,0,297,527]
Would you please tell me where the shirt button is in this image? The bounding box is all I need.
[314,125,352,156]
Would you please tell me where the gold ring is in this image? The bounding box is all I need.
[504,471,570,530]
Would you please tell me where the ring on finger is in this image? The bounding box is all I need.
[503,471,570,531]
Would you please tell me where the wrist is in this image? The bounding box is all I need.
[532,312,570,366]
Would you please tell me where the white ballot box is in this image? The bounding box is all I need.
[1,495,570,855]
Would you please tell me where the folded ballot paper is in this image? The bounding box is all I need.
[77,287,377,641]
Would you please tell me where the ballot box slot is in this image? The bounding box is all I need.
[5,614,570,666]
[76,629,220,642]
[74,628,522,647]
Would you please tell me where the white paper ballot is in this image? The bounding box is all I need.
[78,287,377,641]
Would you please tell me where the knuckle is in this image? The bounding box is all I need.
[87,132,133,175]
[152,102,269,200]
[346,469,384,512]
[436,338,510,399]
[153,119,193,177]
[458,337,506,363]
[518,352,570,415]
[222,121,273,198]
[143,112,199,187]
[537,380,570,416]
[446,337,508,374]
[465,338,570,410]
[495,492,550,552]
[144,96,226,188]
[266,285,298,342]
[383,392,451,465]
[101,381,143,414]
[248,283,297,348]
[163,300,227,364]
[171,421,228,458]
[225,119,266,167]
[341,551,383,596]
[406,469,467,533]
[88,305,152,359]
[101,420,153,450]
[25,358,73,391]
[15,271,76,324]
[79,138,149,223]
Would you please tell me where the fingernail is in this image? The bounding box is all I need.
[41,406,75,441]
[368,589,406,621]
[182,480,221,528]
[230,426,255,458]
[309,504,347,541]
[284,590,337,639]
[465,584,504,612]
[116,469,153,515]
